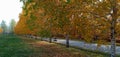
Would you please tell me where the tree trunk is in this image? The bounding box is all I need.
[66,34,69,48]
[110,0,117,57]
[40,37,43,41]
[111,20,116,57]
[49,37,52,43]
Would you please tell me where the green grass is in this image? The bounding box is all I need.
[0,34,120,57]
[0,34,34,57]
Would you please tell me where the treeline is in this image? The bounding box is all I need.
[15,0,120,42]
[15,0,120,43]
[0,19,16,34]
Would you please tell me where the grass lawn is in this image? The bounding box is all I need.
[0,34,119,57]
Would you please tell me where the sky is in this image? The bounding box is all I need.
[0,0,23,25]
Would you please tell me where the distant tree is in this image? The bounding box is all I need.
[0,27,3,34]
[0,20,7,34]
[9,19,16,34]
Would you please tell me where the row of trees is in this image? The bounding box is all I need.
[0,19,16,34]
[15,0,120,57]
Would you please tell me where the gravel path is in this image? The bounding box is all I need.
[39,37,120,54]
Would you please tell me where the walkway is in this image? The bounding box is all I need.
[41,38,120,54]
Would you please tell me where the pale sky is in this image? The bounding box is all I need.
[0,0,23,25]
